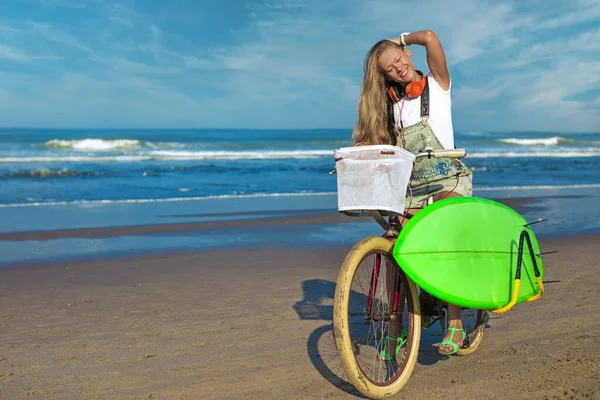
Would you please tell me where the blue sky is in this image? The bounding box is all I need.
[0,0,599,132]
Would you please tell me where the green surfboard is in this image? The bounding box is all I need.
[392,197,544,310]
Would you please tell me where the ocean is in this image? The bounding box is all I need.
[1,128,599,206]
[1,128,599,265]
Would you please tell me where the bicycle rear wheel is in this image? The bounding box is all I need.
[456,308,487,356]
[333,236,421,399]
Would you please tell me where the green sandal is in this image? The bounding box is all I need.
[379,330,408,361]
[438,327,466,355]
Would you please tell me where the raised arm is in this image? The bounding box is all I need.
[391,30,450,91]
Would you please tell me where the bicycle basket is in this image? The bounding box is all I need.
[334,145,415,217]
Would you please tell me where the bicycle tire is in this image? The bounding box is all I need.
[456,309,487,356]
[333,236,421,399]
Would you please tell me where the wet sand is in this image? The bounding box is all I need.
[0,197,535,242]
[1,224,599,399]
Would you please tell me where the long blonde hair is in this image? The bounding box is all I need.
[352,40,401,146]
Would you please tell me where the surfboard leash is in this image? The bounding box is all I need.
[491,229,545,314]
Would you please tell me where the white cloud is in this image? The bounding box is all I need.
[106,56,182,75]
[211,3,365,103]
[149,25,161,39]
[510,27,600,68]
[438,3,519,64]
[453,81,508,106]
[535,1,600,30]
[183,56,217,69]
[502,60,600,131]
[0,21,92,55]
[0,69,210,128]
[0,44,57,61]
[0,25,19,35]
[520,61,600,105]
[0,44,35,61]
[27,22,92,52]
[105,3,135,27]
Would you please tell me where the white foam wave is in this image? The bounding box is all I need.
[148,150,332,159]
[0,192,337,208]
[0,155,150,163]
[467,151,600,158]
[42,138,144,151]
[498,136,561,146]
[1,184,599,208]
[0,149,334,163]
[476,183,600,191]
[2,148,599,163]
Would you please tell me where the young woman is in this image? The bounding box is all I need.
[352,30,473,356]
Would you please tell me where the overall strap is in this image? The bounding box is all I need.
[420,79,430,120]
[387,77,430,144]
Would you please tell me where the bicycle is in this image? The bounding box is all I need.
[330,145,487,399]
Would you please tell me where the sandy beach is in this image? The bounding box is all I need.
[1,215,599,399]
[1,2,599,398]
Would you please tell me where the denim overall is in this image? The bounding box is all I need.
[393,81,473,210]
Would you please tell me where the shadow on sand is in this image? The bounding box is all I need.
[292,279,475,396]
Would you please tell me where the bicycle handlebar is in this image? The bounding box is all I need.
[415,148,467,159]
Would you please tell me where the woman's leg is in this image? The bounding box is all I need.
[379,260,408,360]
[403,189,468,353]
[439,303,464,354]
[433,190,466,353]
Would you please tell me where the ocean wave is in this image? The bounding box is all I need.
[498,136,562,146]
[0,155,149,162]
[476,184,600,191]
[40,138,146,151]
[148,150,332,159]
[3,168,95,179]
[1,184,600,207]
[2,148,599,163]
[467,151,600,158]
[495,136,597,146]
[0,192,337,207]
[0,149,334,163]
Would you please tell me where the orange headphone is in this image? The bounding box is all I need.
[386,70,427,103]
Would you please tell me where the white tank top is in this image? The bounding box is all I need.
[392,73,455,149]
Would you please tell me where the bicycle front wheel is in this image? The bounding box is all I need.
[333,236,421,399]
